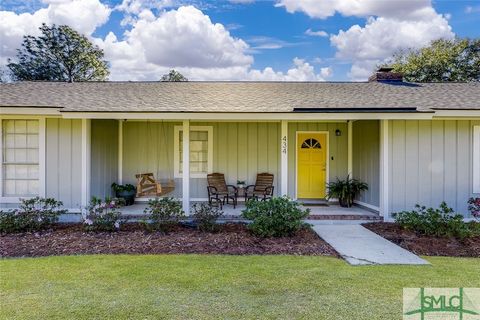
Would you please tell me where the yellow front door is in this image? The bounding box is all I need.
[297,133,327,199]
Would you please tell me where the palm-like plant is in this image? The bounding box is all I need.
[326,176,368,207]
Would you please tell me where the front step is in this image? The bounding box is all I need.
[307,214,383,221]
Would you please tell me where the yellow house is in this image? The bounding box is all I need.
[1,69,480,220]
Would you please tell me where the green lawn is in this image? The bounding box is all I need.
[1,255,479,320]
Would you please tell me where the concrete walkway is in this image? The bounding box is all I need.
[312,224,429,265]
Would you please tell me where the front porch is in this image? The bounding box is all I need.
[87,118,383,217]
[118,201,381,221]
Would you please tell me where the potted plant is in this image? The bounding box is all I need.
[326,176,368,208]
[237,180,246,188]
[111,183,136,206]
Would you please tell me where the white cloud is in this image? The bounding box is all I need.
[305,28,328,37]
[277,0,454,80]
[465,5,480,14]
[330,9,454,80]
[1,3,331,81]
[276,0,433,20]
[0,0,110,64]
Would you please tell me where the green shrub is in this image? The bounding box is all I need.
[393,202,478,239]
[82,197,125,232]
[191,203,222,232]
[0,197,66,233]
[143,198,185,232]
[241,197,310,237]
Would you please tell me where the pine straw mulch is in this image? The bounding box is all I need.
[0,223,337,258]
[363,222,480,257]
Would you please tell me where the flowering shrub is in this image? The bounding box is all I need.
[83,197,125,232]
[143,198,185,232]
[468,197,480,220]
[192,203,222,232]
[0,197,66,233]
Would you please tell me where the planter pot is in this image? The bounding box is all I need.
[338,198,352,208]
[116,190,136,206]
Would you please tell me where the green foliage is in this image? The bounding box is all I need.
[111,183,136,193]
[143,198,185,232]
[191,203,222,232]
[387,38,480,82]
[326,176,368,207]
[7,23,109,82]
[467,197,480,220]
[0,197,66,233]
[393,202,479,239]
[83,197,125,232]
[160,69,188,82]
[241,197,310,237]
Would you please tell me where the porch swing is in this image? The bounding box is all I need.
[135,120,175,197]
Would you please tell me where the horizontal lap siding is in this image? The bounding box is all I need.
[90,120,118,199]
[389,120,478,217]
[287,122,348,198]
[352,120,380,207]
[45,119,82,208]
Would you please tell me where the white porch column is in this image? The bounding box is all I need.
[81,119,91,207]
[118,120,123,184]
[347,120,353,177]
[280,120,288,196]
[182,120,190,214]
[379,120,390,220]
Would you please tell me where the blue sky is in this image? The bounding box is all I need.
[1,0,479,81]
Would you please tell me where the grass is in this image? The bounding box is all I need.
[1,255,479,319]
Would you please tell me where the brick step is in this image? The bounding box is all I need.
[307,214,383,221]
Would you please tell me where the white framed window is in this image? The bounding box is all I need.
[1,119,40,197]
[174,126,213,178]
[474,125,480,194]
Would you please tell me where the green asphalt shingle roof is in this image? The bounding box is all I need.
[1,81,479,112]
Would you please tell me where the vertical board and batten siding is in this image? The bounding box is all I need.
[90,120,118,199]
[389,120,479,217]
[352,120,380,207]
[287,122,348,198]
[121,121,280,199]
[45,119,82,208]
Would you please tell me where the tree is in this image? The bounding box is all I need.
[160,69,188,82]
[388,38,480,82]
[7,23,109,82]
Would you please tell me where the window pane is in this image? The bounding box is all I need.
[27,120,39,133]
[2,120,40,197]
[15,120,27,133]
[27,135,39,148]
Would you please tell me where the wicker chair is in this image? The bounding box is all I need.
[245,173,274,202]
[207,173,238,209]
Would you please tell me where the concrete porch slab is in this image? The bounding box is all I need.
[312,225,429,265]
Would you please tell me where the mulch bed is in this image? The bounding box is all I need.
[0,223,337,258]
[363,222,480,257]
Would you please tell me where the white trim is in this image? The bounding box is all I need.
[61,112,435,121]
[118,120,123,184]
[295,131,330,200]
[280,120,288,196]
[174,125,213,179]
[182,120,190,214]
[354,200,380,213]
[473,125,480,194]
[347,120,353,176]
[81,119,91,208]
[432,110,480,118]
[38,118,46,197]
[0,108,62,115]
[0,117,46,203]
[379,120,390,220]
